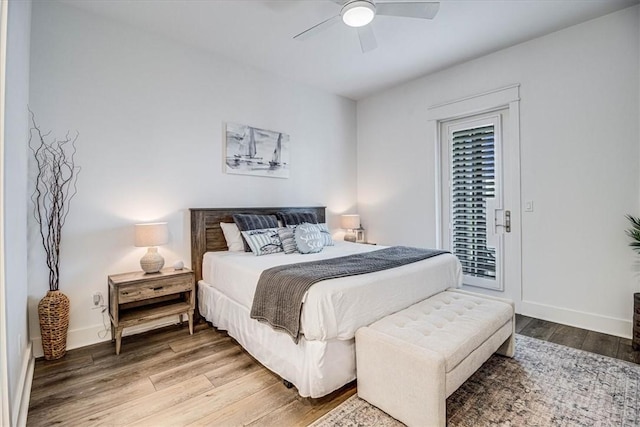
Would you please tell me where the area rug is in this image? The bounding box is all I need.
[310,335,640,426]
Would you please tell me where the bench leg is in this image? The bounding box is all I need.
[356,327,446,427]
[496,317,516,358]
[496,333,515,358]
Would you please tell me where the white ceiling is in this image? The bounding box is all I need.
[63,0,638,100]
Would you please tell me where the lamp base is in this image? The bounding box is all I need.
[344,230,356,242]
[140,247,164,273]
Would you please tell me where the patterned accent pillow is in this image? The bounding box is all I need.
[277,227,298,254]
[288,222,334,247]
[219,222,244,252]
[233,214,279,252]
[240,228,283,256]
[317,223,334,246]
[294,223,324,254]
[277,211,319,226]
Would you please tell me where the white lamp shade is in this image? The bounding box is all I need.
[134,222,169,247]
[341,214,361,230]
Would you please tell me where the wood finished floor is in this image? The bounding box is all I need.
[515,314,640,363]
[28,316,639,426]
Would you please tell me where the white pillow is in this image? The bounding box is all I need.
[220,222,244,252]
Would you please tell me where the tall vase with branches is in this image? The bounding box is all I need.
[29,110,80,360]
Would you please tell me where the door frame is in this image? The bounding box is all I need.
[427,84,522,309]
[0,0,10,425]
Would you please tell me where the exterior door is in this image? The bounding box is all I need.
[440,108,520,298]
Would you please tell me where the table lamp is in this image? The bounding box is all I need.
[134,222,169,273]
[341,214,360,242]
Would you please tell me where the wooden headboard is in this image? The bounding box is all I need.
[189,206,326,282]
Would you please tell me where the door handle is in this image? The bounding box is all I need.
[504,210,511,233]
[494,209,511,233]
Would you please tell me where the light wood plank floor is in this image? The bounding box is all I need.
[27,323,355,426]
[28,316,639,426]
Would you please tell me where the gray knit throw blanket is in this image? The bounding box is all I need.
[250,246,448,343]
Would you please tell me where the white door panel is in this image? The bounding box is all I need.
[440,109,518,296]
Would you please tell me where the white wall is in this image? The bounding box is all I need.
[358,6,640,337]
[3,0,32,423]
[28,2,357,355]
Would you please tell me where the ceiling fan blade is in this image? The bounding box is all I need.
[376,2,440,19]
[293,15,341,41]
[357,25,377,53]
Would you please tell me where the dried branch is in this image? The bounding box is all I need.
[29,109,81,291]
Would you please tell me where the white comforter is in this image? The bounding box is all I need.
[202,241,462,341]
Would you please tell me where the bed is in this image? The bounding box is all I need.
[190,207,463,398]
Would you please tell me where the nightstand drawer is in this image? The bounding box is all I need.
[118,276,192,303]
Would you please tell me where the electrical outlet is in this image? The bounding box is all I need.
[93,292,102,307]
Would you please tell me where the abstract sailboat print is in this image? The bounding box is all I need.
[225,122,290,178]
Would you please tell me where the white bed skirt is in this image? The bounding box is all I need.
[198,280,356,398]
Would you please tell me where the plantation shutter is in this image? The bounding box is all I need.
[451,125,496,279]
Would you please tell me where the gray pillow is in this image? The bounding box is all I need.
[317,223,334,246]
[233,214,278,252]
[294,223,324,254]
[288,222,334,247]
[277,227,298,254]
[277,211,319,226]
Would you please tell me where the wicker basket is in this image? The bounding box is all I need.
[38,290,70,360]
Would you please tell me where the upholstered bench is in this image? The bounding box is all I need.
[355,289,515,427]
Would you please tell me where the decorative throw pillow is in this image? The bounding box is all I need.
[277,227,298,254]
[294,223,324,254]
[233,214,279,252]
[288,222,334,247]
[220,222,244,252]
[240,228,283,256]
[317,223,334,246]
[277,211,319,226]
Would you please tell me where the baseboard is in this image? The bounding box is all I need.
[32,315,182,358]
[520,300,632,339]
[12,342,33,427]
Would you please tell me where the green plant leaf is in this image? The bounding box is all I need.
[625,215,640,254]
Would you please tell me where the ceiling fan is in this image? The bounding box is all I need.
[293,0,440,53]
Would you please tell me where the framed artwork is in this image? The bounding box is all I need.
[224,122,290,179]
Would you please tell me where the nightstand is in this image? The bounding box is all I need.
[108,268,195,355]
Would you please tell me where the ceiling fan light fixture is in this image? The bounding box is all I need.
[341,1,376,28]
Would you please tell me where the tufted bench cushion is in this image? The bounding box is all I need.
[356,289,515,427]
[369,291,513,373]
